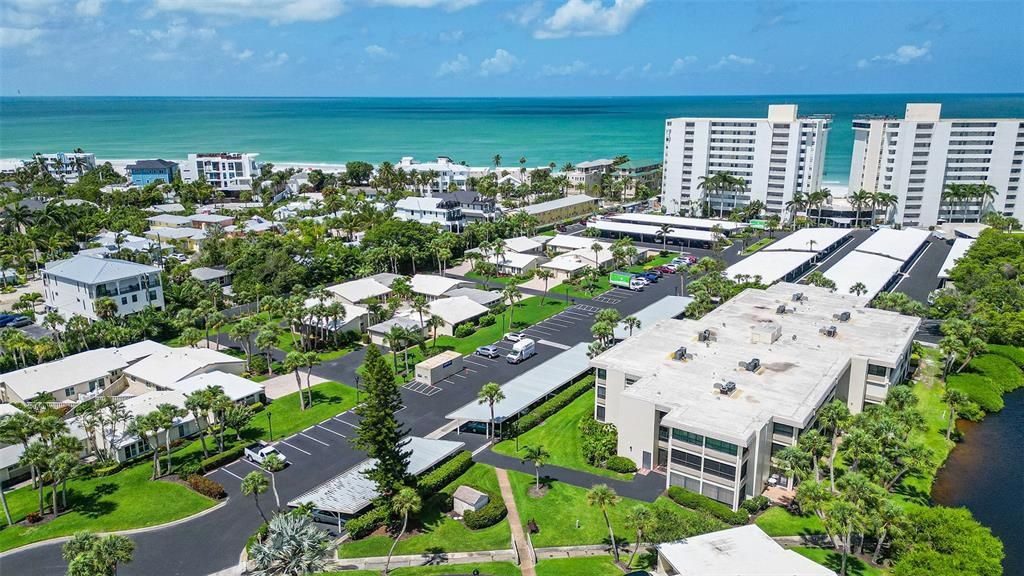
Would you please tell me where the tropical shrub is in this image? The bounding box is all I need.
[947,373,1004,413]
[511,376,594,437]
[187,475,227,499]
[200,445,246,472]
[345,506,390,539]
[417,451,473,495]
[604,455,638,474]
[463,495,506,529]
[455,323,475,338]
[478,314,496,327]
[741,495,771,514]
[988,344,1024,368]
[667,486,749,525]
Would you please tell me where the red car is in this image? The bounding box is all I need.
[653,265,676,274]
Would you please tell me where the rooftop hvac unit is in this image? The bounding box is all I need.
[745,358,761,372]
[836,311,851,322]
[791,292,804,302]
[720,381,737,395]
[698,329,712,342]
[822,325,838,338]
[673,346,688,361]
[776,304,787,315]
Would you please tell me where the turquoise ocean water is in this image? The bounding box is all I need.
[1,94,1022,184]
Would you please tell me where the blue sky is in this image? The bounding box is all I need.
[1,0,1021,96]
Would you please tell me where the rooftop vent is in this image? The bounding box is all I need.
[791,292,804,302]
[821,325,838,338]
[833,311,852,323]
[673,346,689,361]
[698,329,715,343]
[751,320,782,345]
[745,358,761,372]
[776,304,787,315]
[720,381,737,395]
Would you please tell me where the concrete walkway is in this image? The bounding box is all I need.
[478,451,665,502]
[495,467,536,576]
[329,549,516,572]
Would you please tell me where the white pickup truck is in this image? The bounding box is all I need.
[244,442,285,465]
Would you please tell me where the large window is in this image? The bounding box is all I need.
[868,364,888,378]
[701,482,734,506]
[703,459,737,480]
[671,450,702,471]
[595,405,606,422]
[596,368,607,380]
[773,422,795,437]
[672,429,703,446]
[705,437,739,456]
[659,426,670,441]
[596,385,606,399]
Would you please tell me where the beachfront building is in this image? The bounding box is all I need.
[589,283,918,509]
[615,159,663,198]
[393,196,466,231]
[848,103,1024,227]
[661,104,831,219]
[27,152,96,182]
[397,156,470,194]
[126,159,179,186]
[565,159,615,194]
[42,255,164,321]
[515,195,599,226]
[435,191,501,222]
[181,153,260,192]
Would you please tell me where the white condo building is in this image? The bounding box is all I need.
[181,153,260,192]
[661,105,831,218]
[849,103,1024,227]
[26,152,97,182]
[42,255,165,321]
[397,156,470,194]
[590,283,918,511]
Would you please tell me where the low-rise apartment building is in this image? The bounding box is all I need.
[126,159,179,186]
[42,255,165,321]
[181,152,260,192]
[590,283,918,510]
[0,348,130,403]
[27,152,96,182]
[397,156,470,194]
[393,196,466,232]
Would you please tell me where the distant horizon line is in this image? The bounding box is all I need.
[2,91,1022,100]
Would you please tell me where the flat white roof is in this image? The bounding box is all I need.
[726,251,816,285]
[146,214,191,225]
[606,213,747,232]
[541,254,590,272]
[502,236,543,253]
[938,238,975,280]
[613,296,693,340]
[587,220,715,242]
[592,283,918,442]
[855,228,930,262]
[327,277,393,303]
[115,339,171,364]
[146,226,206,240]
[124,347,243,388]
[287,437,464,515]
[188,213,233,223]
[411,274,470,297]
[763,228,851,253]
[0,348,128,400]
[823,251,905,300]
[447,343,590,422]
[428,296,489,325]
[545,234,601,251]
[496,251,541,269]
[516,195,598,216]
[172,371,263,402]
[658,525,835,576]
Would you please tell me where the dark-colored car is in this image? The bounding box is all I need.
[8,316,32,328]
[475,345,501,359]
[653,265,675,274]
[0,315,19,328]
[640,272,659,283]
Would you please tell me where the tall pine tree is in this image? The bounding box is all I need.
[353,344,411,496]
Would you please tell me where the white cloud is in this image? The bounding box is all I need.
[364,44,395,59]
[479,48,520,76]
[222,41,254,60]
[132,19,216,49]
[542,60,590,77]
[152,0,346,24]
[668,56,697,75]
[436,53,468,76]
[2,0,64,28]
[860,41,932,68]
[534,0,647,40]
[75,0,104,17]
[0,26,43,48]
[506,1,544,26]
[709,54,755,70]
[369,0,478,9]
[264,50,290,67]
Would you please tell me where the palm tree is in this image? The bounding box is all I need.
[655,223,671,252]
[62,532,135,576]
[534,268,555,305]
[477,382,505,440]
[383,487,422,575]
[302,351,321,406]
[624,505,653,568]
[20,441,51,515]
[521,444,550,492]
[255,325,281,376]
[383,325,407,374]
[426,314,445,348]
[973,183,997,222]
[241,471,270,522]
[696,174,719,218]
[816,400,850,491]
[874,192,898,224]
[184,390,212,460]
[587,484,621,562]
[942,388,970,440]
[501,285,522,331]
[848,189,871,228]
[249,512,331,576]
[283,352,307,411]
[797,429,830,483]
[410,294,429,330]
[156,403,186,476]
[786,191,807,226]
[849,282,867,297]
[621,316,641,337]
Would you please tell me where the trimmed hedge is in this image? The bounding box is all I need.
[605,455,638,474]
[970,354,1024,393]
[417,450,474,495]
[463,494,507,529]
[249,401,265,413]
[200,445,245,472]
[478,314,496,327]
[455,323,475,338]
[667,486,749,525]
[508,375,595,437]
[988,344,1024,369]
[94,463,122,477]
[187,475,227,499]
[741,495,770,514]
[345,505,390,539]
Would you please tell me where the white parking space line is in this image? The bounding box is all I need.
[464,359,491,368]
[537,339,571,350]
[279,440,312,455]
[239,459,264,471]
[452,373,468,379]
[316,424,347,438]
[218,468,244,481]
[333,417,358,427]
[464,367,478,373]
[297,433,328,447]
[545,318,574,326]
[526,326,556,335]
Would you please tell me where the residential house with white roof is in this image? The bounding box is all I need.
[144,227,206,252]
[396,156,470,194]
[394,196,465,232]
[443,287,503,308]
[0,348,130,403]
[0,404,31,484]
[426,297,489,336]
[656,525,835,575]
[146,214,192,228]
[173,371,264,404]
[123,346,245,392]
[410,274,472,300]
[42,255,164,321]
[188,213,235,230]
[327,277,394,306]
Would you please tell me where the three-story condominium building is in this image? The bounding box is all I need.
[181,152,260,192]
[849,103,1024,227]
[661,105,831,218]
[589,283,918,511]
[42,255,165,321]
[126,159,179,186]
[397,156,470,194]
[393,196,466,231]
[26,152,96,182]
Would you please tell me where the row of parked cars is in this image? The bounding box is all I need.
[0,314,32,328]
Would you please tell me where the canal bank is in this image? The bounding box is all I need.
[933,388,1024,576]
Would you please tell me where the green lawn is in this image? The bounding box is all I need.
[493,389,632,481]
[535,556,621,576]
[466,271,530,286]
[322,562,520,576]
[791,547,885,576]
[894,349,953,507]
[754,506,825,537]
[626,254,675,274]
[559,275,612,300]
[338,464,511,558]
[0,449,215,552]
[433,297,569,355]
[506,470,724,548]
[740,237,776,255]
[252,381,358,441]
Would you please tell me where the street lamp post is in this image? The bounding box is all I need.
[355,374,361,405]
[267,412,273,442]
